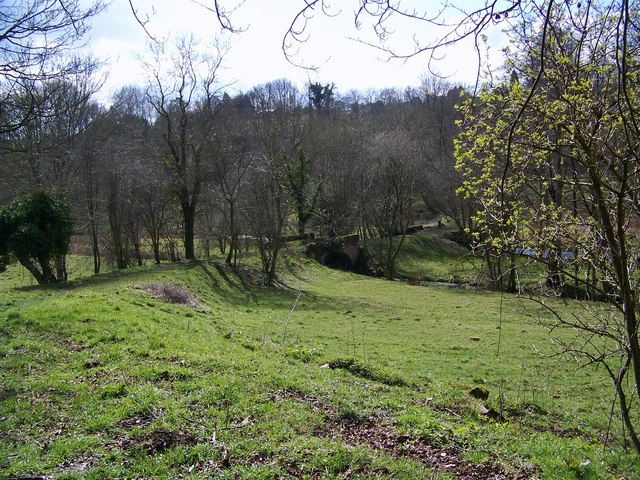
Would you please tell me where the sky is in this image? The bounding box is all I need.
[85,0,507,101]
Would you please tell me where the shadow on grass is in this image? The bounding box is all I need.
[10,257,356,316]
[14,261,184,292]
[194,261,260,304]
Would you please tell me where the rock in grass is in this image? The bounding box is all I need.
[478,404,503,421]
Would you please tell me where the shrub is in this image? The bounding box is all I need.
[0,192,74,284]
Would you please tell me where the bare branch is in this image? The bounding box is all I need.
[127,0,245,44]
[282,0,523,77]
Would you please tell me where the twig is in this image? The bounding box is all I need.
[282,290,302,344]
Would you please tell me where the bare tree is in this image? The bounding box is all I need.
[244,161,290,286]
[245,79,305,285]
[128,0,240,38]
[410,75,473,231]
[144,35,226,260]
[1,63,103,195]
[0,65,103,280]
[206,94,256,266]
[304,91,368,238]
[0,0,106,136]
[363,130,420,279]
[136,167,174,265]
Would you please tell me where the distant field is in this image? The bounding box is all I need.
[1,249,638,479]
[391,231,476,283]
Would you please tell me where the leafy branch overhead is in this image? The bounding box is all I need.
[455,0,640,453]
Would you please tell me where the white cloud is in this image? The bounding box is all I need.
[85,0,506,101]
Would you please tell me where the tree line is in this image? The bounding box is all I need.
[0,34,467,285]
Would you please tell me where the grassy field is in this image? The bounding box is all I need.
[391,232,477,283]
[1,245,639,478]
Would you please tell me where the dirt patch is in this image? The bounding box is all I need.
[244,444,392,478]
[116,412,155,430]
[137,283,201,307]
[83,360,101,369]
[323,417,537,479]
[101,412,163,452]
[58,456,97,475]
[268,389,333,415]
[0,388,17,401]
[272,390,536,478]
[143,429,197,455]
[59,339,85,352]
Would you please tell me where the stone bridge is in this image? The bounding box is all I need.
[304,234,369,273]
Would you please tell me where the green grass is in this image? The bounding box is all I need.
[392,231,477,283]
[0,252,639,479]
[391,231,581,292]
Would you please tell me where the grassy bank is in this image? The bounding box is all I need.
[1,253,638,478]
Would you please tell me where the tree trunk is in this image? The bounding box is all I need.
[151,234,161,265]
[589,162,640,408]
[225,201,237,266]
[108,202,127,269]
[89,220,100,274]
[546,250,564,290]
[297,216,306,236]
[17,256,47,285]
[624,307,640,409]
[182,202,196,260]
[268,240,280,286]
[55,255,67,282]
[615,359,640,454]
[87,201,100,274]
[384,228,409,280]
[506,253,517,293]
[485,251,503,291]
[40,256,58,283]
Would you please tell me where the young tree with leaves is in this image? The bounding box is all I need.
[456,2,640,452]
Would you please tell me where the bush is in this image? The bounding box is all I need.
[0,192,74,284]
[444,229,473,249]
